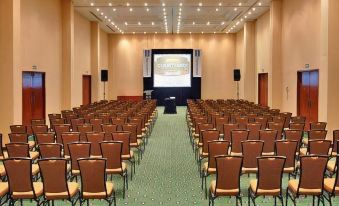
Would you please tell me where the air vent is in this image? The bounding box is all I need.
[106,25,116,33]
[89,11,103,22]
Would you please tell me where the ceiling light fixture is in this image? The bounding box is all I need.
[109,3,112,6]
[126,3,130,6]
[146,8,149,11]
[197,8,200,11]
[138,22,141,25]
[234,8,238,11]
[96,8,100,11]
[113,8,116,11]
[216,8,219,11]
[199,2,202,6]
[162,3,165,7]
[219,2,222,6]
[125,22,128,25]
[239,3,242,6]
[179,3,183,7]
[144,3,148,6]
[258,2,262,6]
[90,2,94,6]
[129,8,133,11]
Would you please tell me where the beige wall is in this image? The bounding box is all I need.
[255,12,270,74]
[99,29,109,100]
[74,11,91,107]
[108,34,237,99]
[235,29,244,99]
[281,0,322,116]
[19,0,63,121]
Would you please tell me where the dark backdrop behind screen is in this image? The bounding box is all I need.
[143,49,201,106]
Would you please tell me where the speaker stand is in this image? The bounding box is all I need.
[236,81,239,100]
[103,81,106,100]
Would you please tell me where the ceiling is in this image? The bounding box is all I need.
[73,0,271,34]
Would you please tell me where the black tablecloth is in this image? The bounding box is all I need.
[164,98,177,114]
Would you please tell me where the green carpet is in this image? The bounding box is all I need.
[20,106,337,205]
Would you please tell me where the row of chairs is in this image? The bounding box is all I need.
[186,99,339,206]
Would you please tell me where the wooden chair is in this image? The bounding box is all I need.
[223,123,239,142]
[101,124,118,141]
[247,123,261,140]
[259,129,278,155]
[230,130,249,155]
[68,142,91,181]
[54,124,71,144]
[86,132,105,157]
[241,140,264,174]
[275,140,298,179]
[62,132,80,158]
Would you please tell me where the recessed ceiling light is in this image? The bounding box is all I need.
[129,8,133,12]
[189,32,192,34]
[216,8,219,11]
[108,19,111,22]
[252,8,256,11]
[248,11,252,15]
[193,21,195,25]
[144,32,147,34]
[179,8,182,11]
[90,2,94,6]
[144,3,148,6]
[179,3,183,7]
[138,22,141,25]
[258,2,262,6]
[239,2,242,6]
[219,2,222,6]
[152,22,154,25]
[207,22,210,25]
[234,8,238,11]
[199,2,202,6]
[113,8,116,11]
[179,12,181,15]
[96,8,100,11]
[201,31,204,34]
[146,8,149,11]
[236,21,240,25]
[197,8,200,11]
[241,18,243,21]
[133,32,135,34]
[104,16,107,19]
[163,12,166,15]
[125,22,128,25]
[126,3,130,6]
[221,21,225,25]
[109,3,112,6]
[162,3,166,6]
[214,32,216,34]
[100,12,104,15]
[244,15,247,18]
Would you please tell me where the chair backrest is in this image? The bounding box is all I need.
[298,155,328,193]
[236,117,249,129]
[332,130,339,153]
[111,118,126,131]
[308,130,327,141]
[215,156,243,192]
[291,116,306,123]
[39,143,63,158]
[307,140,331,155]
[201,130,220,153]
[38,158,69,195]
[35,132,55,145]
[77,124,93,141]
[267,122,284,139]
[112,132,131,156]
[90,118,103,132]
[70,118,85,132]
[215,117,229,134]
[50,118,66,129]
[4,158,34,195]
[31,119,46,125]
[86,132,105,156]
[68,142,91,171]
[310,122,327,130]
[207,141,230,169]
[231,129,249,153]
[62,132,80,156]
[254,117,268,129]
[32,125,49,134]
[256,156,286,192]
[100,141,123,170]
[223,123,239,142]
[101,124,118,141]
[284,129,303,149]
[122,124,138,144]
[8,133,29,143]
[10,125,27,134]
[129,118,143,135]
[275,140,298,169]
[280,112,292,128]
[242,140,264,169]
[247,123,262,140]
[54,124,71,144]
[78,158,107,195]
[6,142,29,158]
[49,113,62,120]
[197,123,214,136]
[259,129,278,153]
[289,123,305,131]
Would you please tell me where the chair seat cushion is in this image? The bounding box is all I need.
[250,179,281,196]
[28,141,36,149]
[324,178,339,194]
[210,180,239,196]
[32,164,40,175]
[327,161,336,173]
[83,182,114,199]
[288,179,322,195]
[122,151,134,160]
[0,182,8,197]
[45,182,79,200]
[283,167,295,173]
[202,162,216,174]
[30,151,39,160]
[299,148,307,156]
[242,167,258,173]
[12,182,43,199]
[0,165,6,177]
[106,162,127,174]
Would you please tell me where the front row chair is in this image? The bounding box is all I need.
[286,155,328,206]
[248,156,286,206]
[209,155,243,206]
[38,158,79,205]
[78,158,116,206]
[3,158,43,205]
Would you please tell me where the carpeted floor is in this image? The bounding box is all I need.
[20,106,336,205]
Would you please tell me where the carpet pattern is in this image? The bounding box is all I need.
[18,106,337,205]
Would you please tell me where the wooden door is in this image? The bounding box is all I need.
[258,73,268,106]
[297,70,319,129]
[82,75,91,105]
[22,72,45,125]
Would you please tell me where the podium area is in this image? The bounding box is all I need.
[164,97,177,114]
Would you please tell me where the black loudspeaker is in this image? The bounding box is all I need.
[101,70,108,82]
[234,69,241,81]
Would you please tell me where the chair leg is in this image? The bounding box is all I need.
[87,199,89,206]
[248,188,251,206]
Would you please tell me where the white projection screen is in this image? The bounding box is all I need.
[153,54,191,87]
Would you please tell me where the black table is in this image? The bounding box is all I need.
[164,98,177,114]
